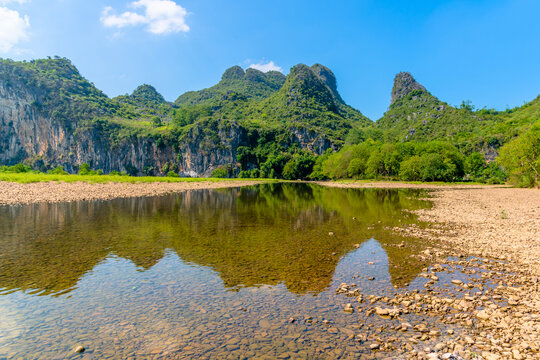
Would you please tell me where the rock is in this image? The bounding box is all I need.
[481,351,501,360]
[328,232,334,236]
[375,307,389,316]
[451,280,463,285]
[435,343,446,351]
[369,343,380,350]
[414,324,429,333]
[476,310,490,320]
[401,322,413,331]
[73,346,85,354]
[343,303,354,313]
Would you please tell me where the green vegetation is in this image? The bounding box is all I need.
[497,123,540,187]
[0,58,538,186]
[175,66,286,106]
[0,166,268,184]
[316,140,507,183]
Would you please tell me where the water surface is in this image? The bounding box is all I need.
[0,183,437,359]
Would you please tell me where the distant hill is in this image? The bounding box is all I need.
[0,57,370,177]
[376,72,504,144]
[175,66,286,106]
[115,84,167,108]
[0,57,538,178]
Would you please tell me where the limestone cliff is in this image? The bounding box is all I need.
[0,69,244,176]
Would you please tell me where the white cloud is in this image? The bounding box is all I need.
[0,0,28,4]
[0,6,30,53]
[101,0,189,35]
[248,61,283,73]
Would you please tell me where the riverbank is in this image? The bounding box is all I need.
[0,180,264,205]
[324,181,540,359]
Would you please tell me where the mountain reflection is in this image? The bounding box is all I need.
[0,183,433,296]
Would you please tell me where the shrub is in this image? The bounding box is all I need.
[48,166,68,175]
[78,163,93,175]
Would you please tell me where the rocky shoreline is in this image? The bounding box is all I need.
[326,183,540,360]
[0,180,263,205]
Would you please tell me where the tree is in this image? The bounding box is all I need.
[400,156,422,181]
[78,163,92,175]
[464,152,485,179]
[282,155,315,180]
[498,126,540,187]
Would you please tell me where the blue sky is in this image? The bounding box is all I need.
[1,0,539,120]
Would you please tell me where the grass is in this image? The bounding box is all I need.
[0,172,273,184]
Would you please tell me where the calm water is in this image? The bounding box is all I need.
[0,183,441,359]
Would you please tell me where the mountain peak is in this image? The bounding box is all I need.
[132,84,165,102]
[280,64,337,111]
[391,72,427,105]
[129,84,166,107]
[221,66,245,81]
[244,68,266,82]
[310,64,344,103]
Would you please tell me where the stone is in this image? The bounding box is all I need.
[375,307,389,316]
[369,343,380,350]
[74,346,85,354]
[476,310,490,320]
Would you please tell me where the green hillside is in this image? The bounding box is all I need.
[376,72,504,144]
[1,57,539,184]
[175,66,286,106]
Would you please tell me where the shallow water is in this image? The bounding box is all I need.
[0,183,444,359]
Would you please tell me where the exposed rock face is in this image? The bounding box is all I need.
[291,127,334,155]
[0,59,356,177]
[390,72,427,105]
[0,81,71,166]
[311,64,344,103]
[0,79,244,176]
[177,121,245,177]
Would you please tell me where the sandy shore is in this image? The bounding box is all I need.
[0,180,263,205]
[323,181,540,359]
